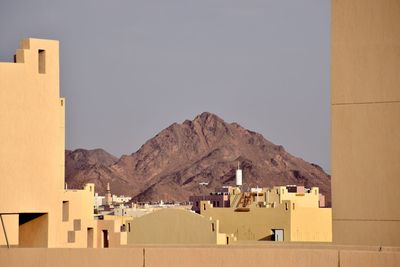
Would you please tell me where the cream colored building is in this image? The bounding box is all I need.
[0,38,123,248]
[0,38,66,247]
[267,185,325,208]
[196,186,331,242]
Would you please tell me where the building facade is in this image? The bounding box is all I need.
[126,209,228,245]
[193,185,331,242]
[0,38,123,248]
[331,0,400,246]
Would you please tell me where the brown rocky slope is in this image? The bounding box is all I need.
[65,112,331,205]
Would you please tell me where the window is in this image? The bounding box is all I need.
[211,223,215,232]
[272,229,284,242]
[73,219,81,231]
[87,228,94,248]
[62,201,69,222]
[68,231,75,243]
[38,49,45,74]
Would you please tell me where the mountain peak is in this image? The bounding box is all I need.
[65,114,331,206]
[193,112,224,124]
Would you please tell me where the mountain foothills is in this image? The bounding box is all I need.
[65,112,331,205]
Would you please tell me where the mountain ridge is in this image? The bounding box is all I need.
[65,112,331,205]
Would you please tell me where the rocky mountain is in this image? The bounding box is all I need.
[65,112,331,205]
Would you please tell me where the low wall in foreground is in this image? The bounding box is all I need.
[0,245,400,267]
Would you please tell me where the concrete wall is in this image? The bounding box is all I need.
[331,0,400,246]
[127,209,226,245]
[1,246,400,267]
[0,215,18,246]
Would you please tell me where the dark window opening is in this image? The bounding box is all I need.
[62,201,69,222]
[102,230,109,248]
[38,49,45,74]
[68,231,75,243]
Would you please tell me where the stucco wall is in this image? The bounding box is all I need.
[331,0,400,246]
[0,38,64,247]
[1,246,399,267]
[127,209,226,245]
[290,207,332,242]
[200,201,291,241]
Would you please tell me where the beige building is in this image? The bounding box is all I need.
[195,186,331,242]
[267,185,325,208]
[0,38,123,248]
[331,0,400,246]
[0,38,66,247]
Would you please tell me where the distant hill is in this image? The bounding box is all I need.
[65,112,331,205]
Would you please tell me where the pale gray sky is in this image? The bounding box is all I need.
[0,0,331,171]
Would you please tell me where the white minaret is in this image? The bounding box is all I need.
[236,162,242,186]
[106,182,112,206]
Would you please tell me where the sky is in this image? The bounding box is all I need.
[0,0,331,171]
